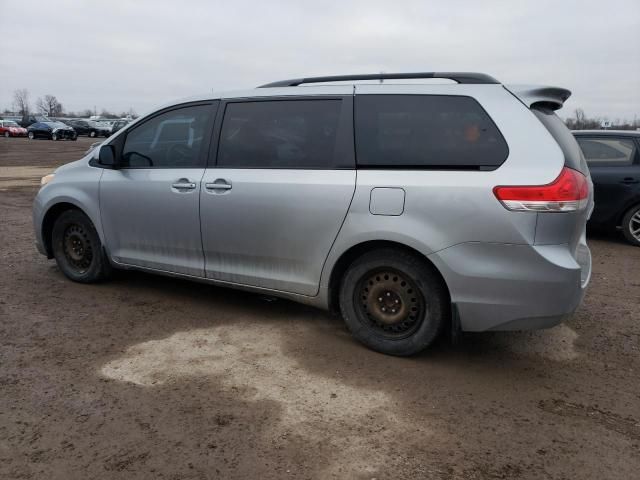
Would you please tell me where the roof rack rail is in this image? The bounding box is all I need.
[258,72,500,88]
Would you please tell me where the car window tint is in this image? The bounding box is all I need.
[354,95,508,169]
[122,105,211,168]
[217,100,341,169]
[576,138,636,167]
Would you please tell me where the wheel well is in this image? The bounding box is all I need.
[327,240,451,315]
[41,203,83,258]
[619,202,640,227]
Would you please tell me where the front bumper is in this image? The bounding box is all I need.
[33,193,48,256]
[54,129,76,140]
[428,241,591,332]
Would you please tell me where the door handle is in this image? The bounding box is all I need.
[205,179,232,192]
[171,179,196,190]
[621,178,639,184]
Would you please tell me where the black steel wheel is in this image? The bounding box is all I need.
[339,248,448,356]
[355,268,425,339]
[51,210,111,283]
[62,224,94,273]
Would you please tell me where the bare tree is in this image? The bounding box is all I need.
[99,109,118,119]
[36,95,64,117]
[565,109,638,131]
[574,108,586,129]
[13,89,30,116]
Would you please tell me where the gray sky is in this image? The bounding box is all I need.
[1,0,639,120]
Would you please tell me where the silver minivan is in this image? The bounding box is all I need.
[33,72,593,355]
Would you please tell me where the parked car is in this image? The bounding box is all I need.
[33,72,593,355]
[0,119,28,137]
[27,121,77,141]
[96,120,115,130]
[64,119,110,138]
[110,119,130,134]
[573,130,640,246]
[20,114,52,128]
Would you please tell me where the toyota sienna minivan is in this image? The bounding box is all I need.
[33,72,593,355]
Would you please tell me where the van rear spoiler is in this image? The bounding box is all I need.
[504,85,571,111]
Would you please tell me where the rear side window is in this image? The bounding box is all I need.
[532,107,587,174]
[575,137,636,167]
[122,104,212,168]
[355,95,508,169]
[217,100,342,169]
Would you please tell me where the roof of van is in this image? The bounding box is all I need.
[144,72,574,117]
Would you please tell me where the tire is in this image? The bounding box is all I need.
[51,210,112,283]
[28,131,34,140]
[89,130,96,138]
[622,205,640,247]
[51,133,58,141]
[339,249,448,356]
[71,135,77,141]
[4,131,9,138]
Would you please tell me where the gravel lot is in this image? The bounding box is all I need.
[1,137,639,479]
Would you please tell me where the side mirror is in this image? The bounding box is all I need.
[98,144,118,168]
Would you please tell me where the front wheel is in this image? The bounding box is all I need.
[51,210,112,283]
[89,130,96,138]
[339,249,448,356]
[622,205,640,246]
[28,131,34,140]
[4,131,9,138]
[51,132,58,141]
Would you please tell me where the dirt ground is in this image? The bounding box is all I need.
[1,137,639,480]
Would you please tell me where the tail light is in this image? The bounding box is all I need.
[494,167,589,212]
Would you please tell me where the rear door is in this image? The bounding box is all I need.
[200,96,356,295]
[574,135,639,227]
[100,102,217,276]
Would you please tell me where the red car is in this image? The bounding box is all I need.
[0,119,28,137]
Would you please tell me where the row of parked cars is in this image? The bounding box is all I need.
[0,115,130,140]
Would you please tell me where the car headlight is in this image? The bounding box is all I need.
[41,173,55,186]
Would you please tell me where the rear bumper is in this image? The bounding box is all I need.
[428,241,591,332]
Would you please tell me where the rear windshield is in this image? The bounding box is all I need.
[532,107,587,174]
[355,95,509,169]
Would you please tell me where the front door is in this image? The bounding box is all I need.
[200,96,356,295]
[100,102,217,276]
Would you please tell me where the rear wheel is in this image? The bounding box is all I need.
[51,210,111,283]
[28,131,34,140]
[4,131,9,138]
[89,130,96,138]
[622,205,640,246]
[339,249,448,356]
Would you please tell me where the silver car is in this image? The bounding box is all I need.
[33,72,593,355]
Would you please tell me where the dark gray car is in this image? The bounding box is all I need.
[574,130,640,245]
